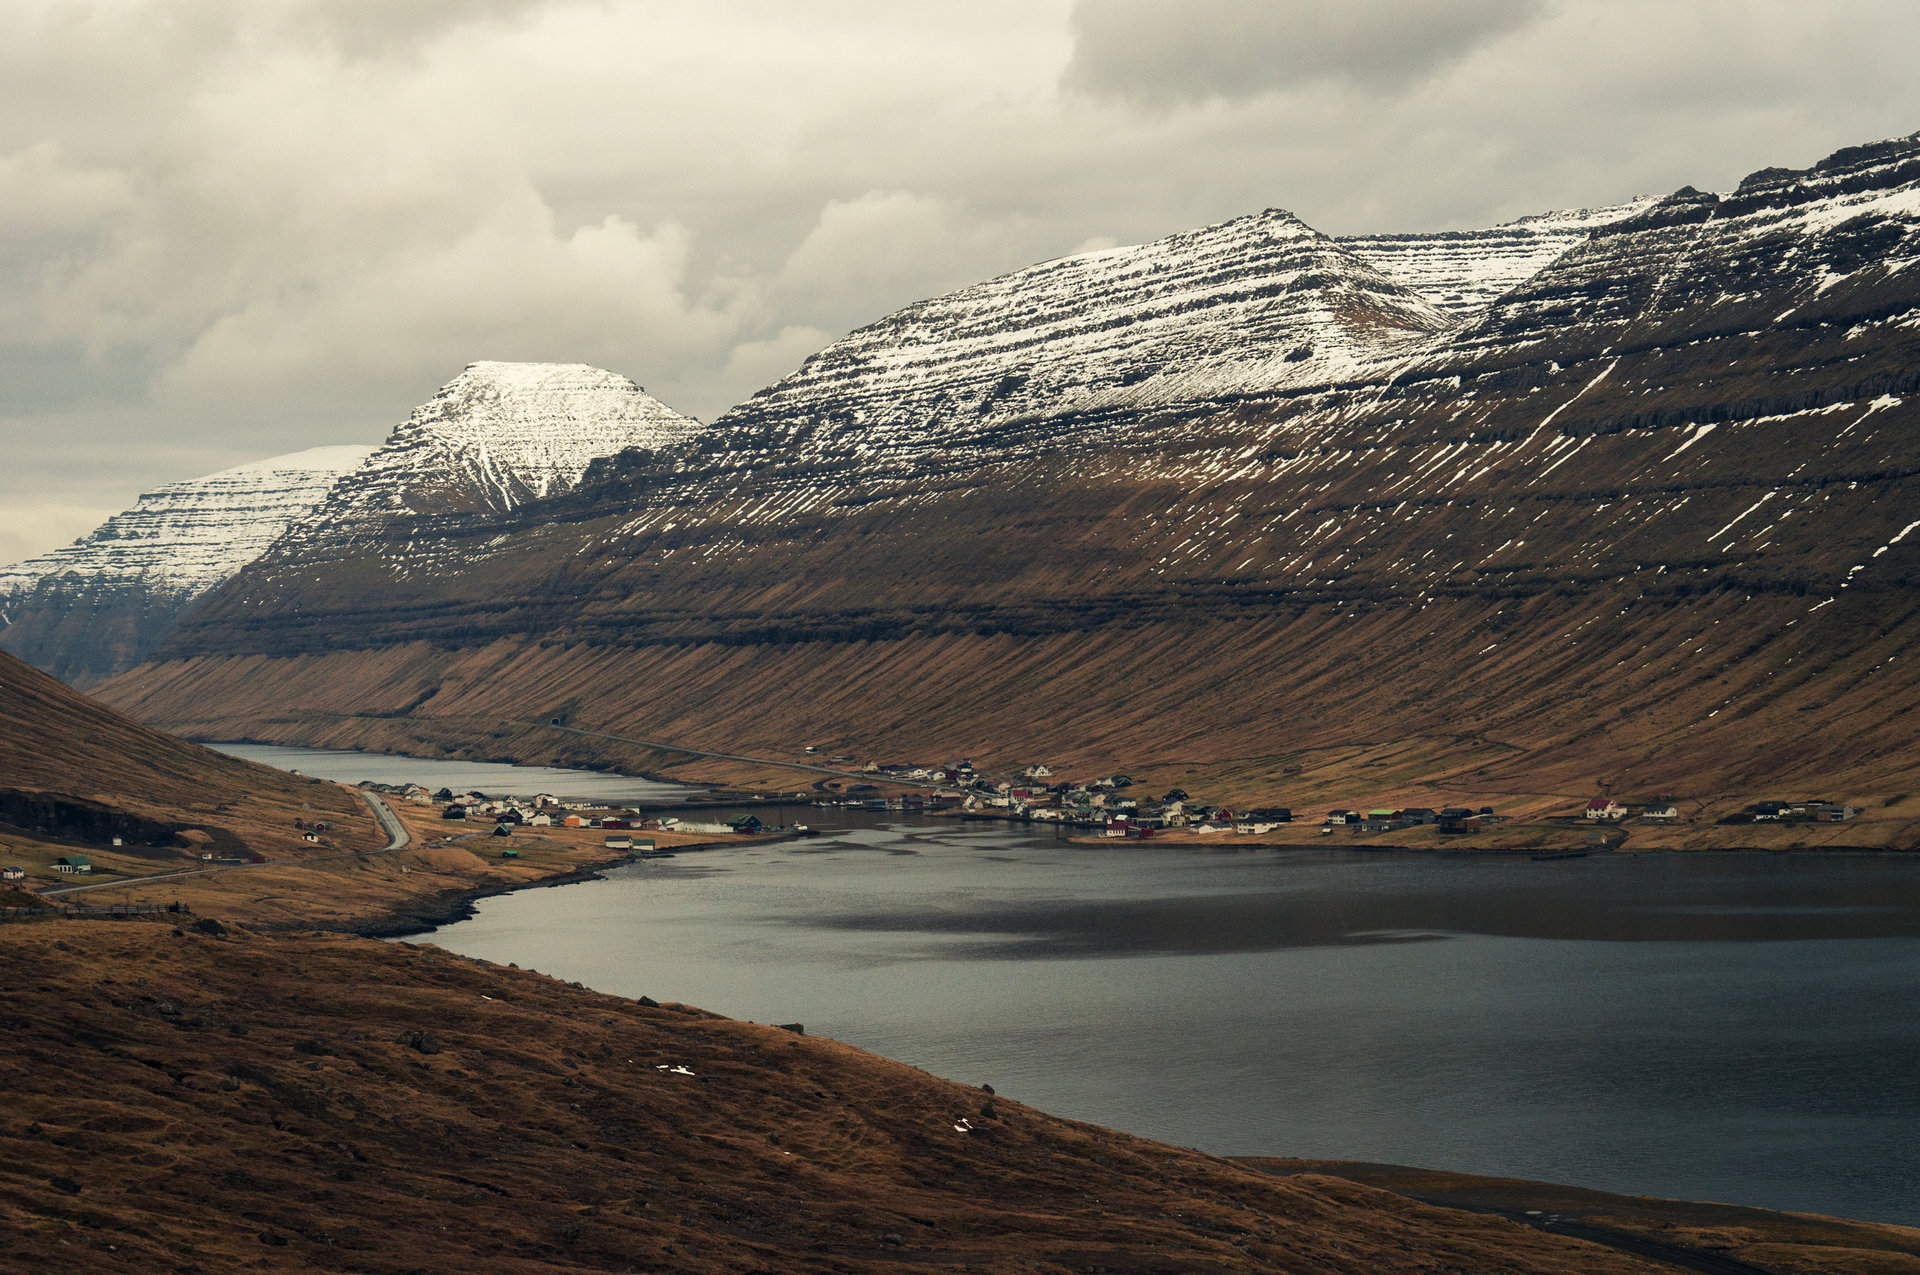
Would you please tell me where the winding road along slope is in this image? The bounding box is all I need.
[42,787,410,897]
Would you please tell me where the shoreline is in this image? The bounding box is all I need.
[335,834,751,940]
[1061,831,1920,854]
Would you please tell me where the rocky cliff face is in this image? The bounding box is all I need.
[0,446,372,686]
[103,133,1920,808]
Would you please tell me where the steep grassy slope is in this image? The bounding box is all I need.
[0,919,1681,1273]
[0,648,374,880]
[100,135,1920,813]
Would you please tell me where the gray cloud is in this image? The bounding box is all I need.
[1063,0,1544,104]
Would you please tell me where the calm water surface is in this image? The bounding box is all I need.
[208,742,699,803]
[422,807,1920,1224]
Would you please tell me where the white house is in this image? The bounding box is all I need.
[1585,799,1628,821]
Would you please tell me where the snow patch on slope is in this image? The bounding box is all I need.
[1340,198,1661,314]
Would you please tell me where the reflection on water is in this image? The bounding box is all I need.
[208,742,700,803]
[428,809,1920,1225]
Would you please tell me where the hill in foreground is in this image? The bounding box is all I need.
[0,648,376,888]
[0,919,1781,1273]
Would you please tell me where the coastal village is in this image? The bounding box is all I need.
[349,757,1860,856]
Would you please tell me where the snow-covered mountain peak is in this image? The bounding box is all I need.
[340,362,703,518]
[720,205,1451,476]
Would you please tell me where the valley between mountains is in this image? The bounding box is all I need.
[12,132,1920,832]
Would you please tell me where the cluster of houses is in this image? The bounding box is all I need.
[422,787,585,828]
[1585,796,1854,824]
[848,752,1877,838]
[1722,799,1857,824]
[408,784,779,849]
[819,758,1521,838]
[1318,806,1508,835]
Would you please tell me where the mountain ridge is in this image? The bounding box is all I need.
[0,445,374,687]
[85,130,1920,817]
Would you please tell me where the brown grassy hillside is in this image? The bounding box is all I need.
[100,580,1920,834]
[0,919,1682,1273]
[0,648,376,884]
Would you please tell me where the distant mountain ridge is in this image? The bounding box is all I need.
[0,445,374,602]
[0,362,697,685]
[245,361,702,584]
[74,130,1920,815]
[309,361,701,524]
[0,445,372,687]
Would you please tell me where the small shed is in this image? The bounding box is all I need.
[500,848,520,859]
[492,823,514,838]
[603,835,634,850]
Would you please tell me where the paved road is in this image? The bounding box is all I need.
[360,789,411,851]
[43,787,411,897]
[543,723,962,793]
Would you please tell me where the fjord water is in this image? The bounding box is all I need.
[208,742,699,803]
[429,810,1920,1224]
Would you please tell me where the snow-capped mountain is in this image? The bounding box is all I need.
[308,361,702,528]
[0,445,374,605]
[168,361,704,614]
[720,209,1453,476]
[1339,198,1659,314]
[3,363,698,685]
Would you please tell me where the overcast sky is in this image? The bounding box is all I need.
[3,0,1918,562]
